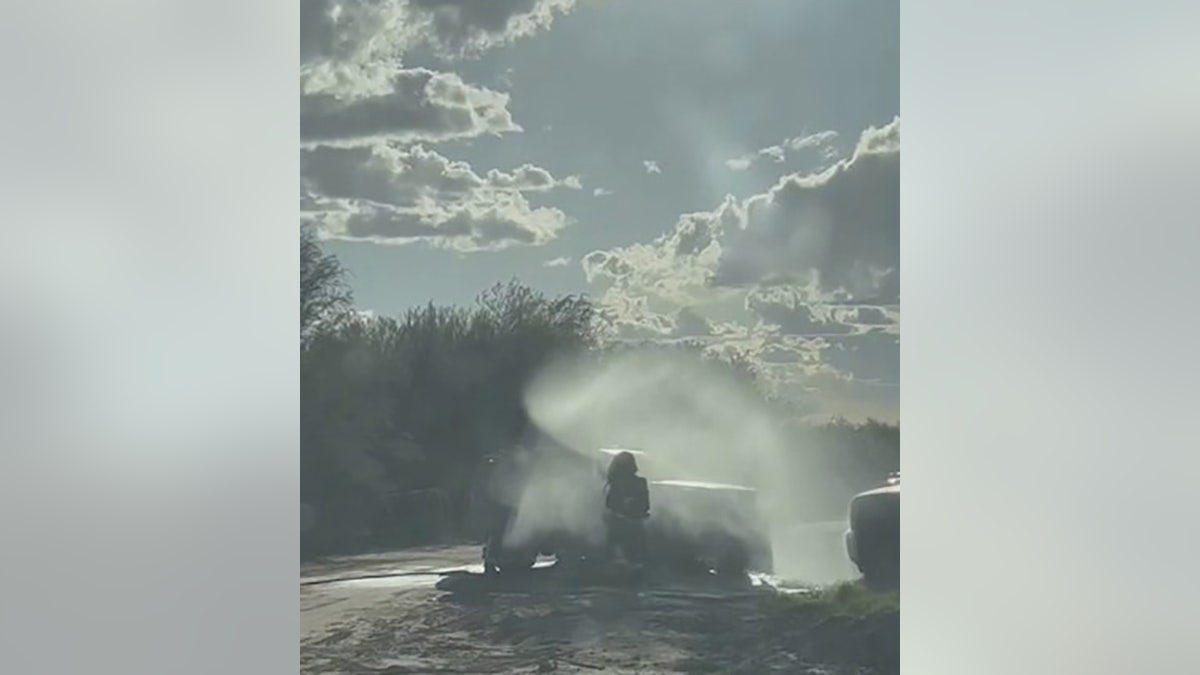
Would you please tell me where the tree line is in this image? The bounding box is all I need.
[300,228,899,557]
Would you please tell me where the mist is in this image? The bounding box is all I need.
[504,348,859,583]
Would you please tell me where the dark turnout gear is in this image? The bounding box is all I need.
[605,473,650,520]
[604,451,650,564]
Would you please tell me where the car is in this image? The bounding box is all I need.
[481,444,774,578]
[844,471,899,589]
[645,477,774,576]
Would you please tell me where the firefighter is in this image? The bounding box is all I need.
[603,450,650,566]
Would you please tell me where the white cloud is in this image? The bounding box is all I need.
[724,130,839,172]
[714,117,899,300]
[301,0,579,75]
[746,286,856,336]
[302,144,578,251]
[301,0,415,74]
[300,68,520,148]
[310,190,568,252]
[587,119,899,310]
[785,130,839,152]
[582,204,733,310]
[410,0,579,58]
[643,160,662,174]
[581,120,900,418]
[593,187,614,197]
[302,144,578,204]
[759,145,786,163]
[672,307,714,338]
[298,1,586,253]
[822,329,900,386]
[849,306,895,327]
[544,256,572,267]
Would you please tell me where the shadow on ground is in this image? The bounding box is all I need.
[301,553,897,675]
[416,565,898,674]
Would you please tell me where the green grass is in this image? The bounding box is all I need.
[766,581,900,619]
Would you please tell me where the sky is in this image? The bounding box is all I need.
[300,0,899,422]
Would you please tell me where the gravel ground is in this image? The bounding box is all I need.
[300,547,898,675]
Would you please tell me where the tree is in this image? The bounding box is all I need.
[301,226,352,345]
[299,272,612,555]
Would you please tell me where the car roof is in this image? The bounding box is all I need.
[853,483,900,500]
[597,447,646,456]
[593,448,756,491]
[652,479,756,492]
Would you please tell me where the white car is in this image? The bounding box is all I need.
[844,472,899,588]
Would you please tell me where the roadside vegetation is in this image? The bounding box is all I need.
[300,227,900,558]
[769,581,900,618]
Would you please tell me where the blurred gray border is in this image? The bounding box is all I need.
[1,0,1198,673]
[903,1,1200,673]
[0,0,298,673]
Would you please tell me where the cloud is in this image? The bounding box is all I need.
[299,0,564,131]
[301,0,579,74]
[593,187,614,197]
[298,2,587,253]
[849,306,895,327]
[672,307,714,338]
[488,165,575,191]
[713,117,899,300]
[544,256,572,268]
[643,160,662,174]
[580,120,900,419]
[302,144,577,250]
[582,205,732,311]
[725,130,839,172]
[589,293,678,339]
[586,120,899,307]
[310,190,568,252]
[822,329,900,386]
[784,130,840,152]
[300,68,520,147]
[410,0,579,58]
[302,144,578,205]
[301,0,414,73]
[745,286,856,336]
[769,359,899,423]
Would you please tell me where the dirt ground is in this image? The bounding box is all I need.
[300,547,898,674]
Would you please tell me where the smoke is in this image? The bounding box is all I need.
[503,447,607,549]
[506,348,859,583]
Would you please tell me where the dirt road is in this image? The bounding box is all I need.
[300,546,897,674]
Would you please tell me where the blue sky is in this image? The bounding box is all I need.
[300,0,899,421]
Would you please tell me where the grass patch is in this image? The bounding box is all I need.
[766,581,899,619]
